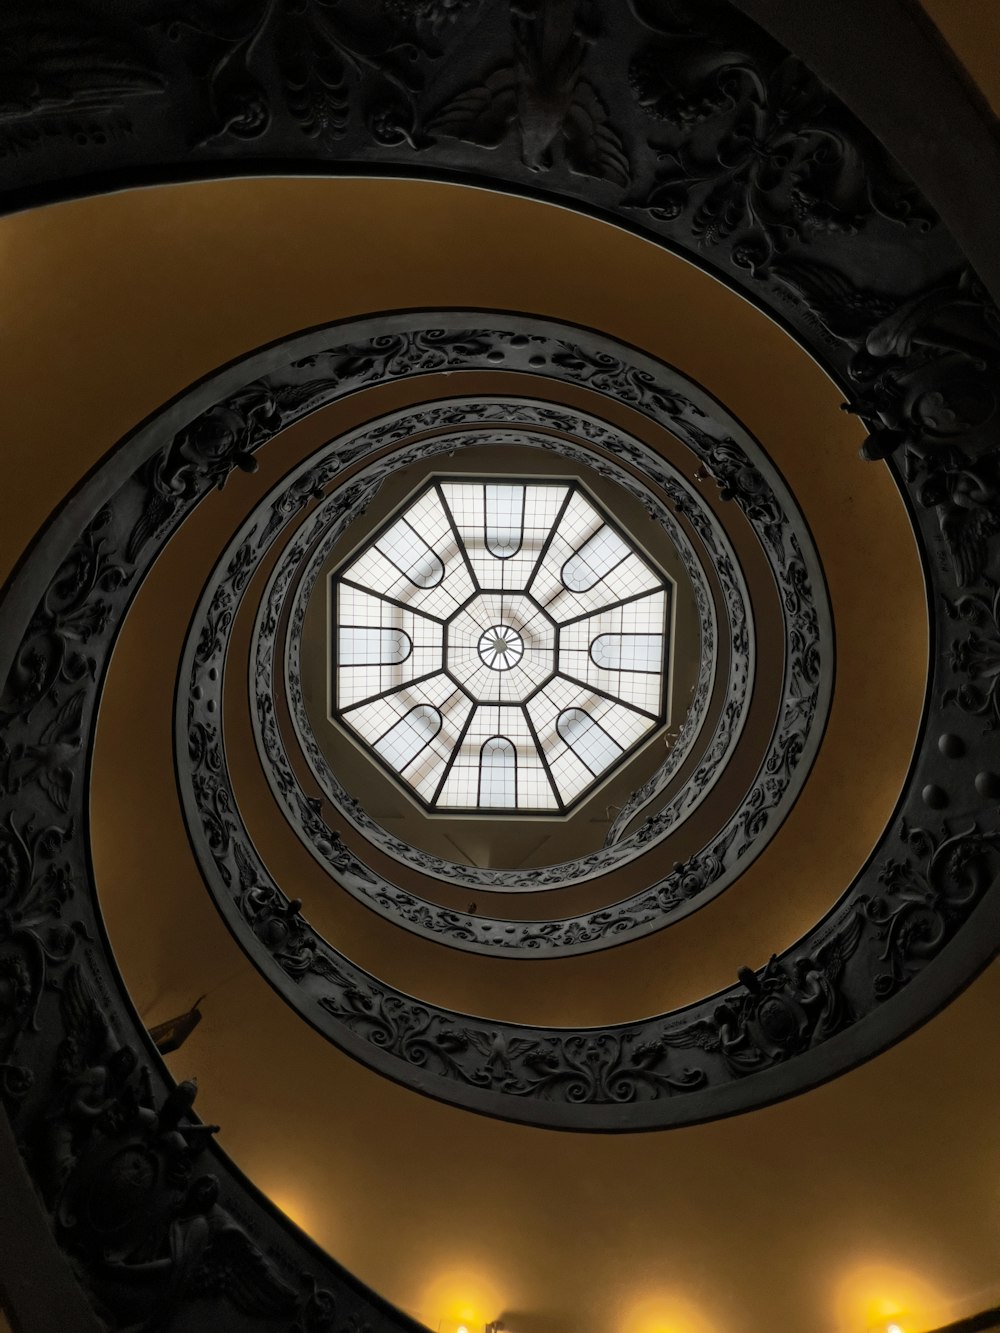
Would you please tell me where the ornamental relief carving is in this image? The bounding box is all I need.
[1,0,964,382]
[626,5,933,259]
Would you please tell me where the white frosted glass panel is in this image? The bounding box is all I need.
[590,633,662,672]
[478,737,517,807]
[485,484,524,557]
[557,708,624,777]
[374,705,441,772]
[562,526,630,592]
[339,627,412,665]
[377,520,443,588]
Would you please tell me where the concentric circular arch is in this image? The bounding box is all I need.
[186,370,825,953]
[138,309,990,1127]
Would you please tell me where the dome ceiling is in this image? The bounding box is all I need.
[1,3,999,1333]
[330,476,674,816]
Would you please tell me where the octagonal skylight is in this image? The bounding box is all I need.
[330,479,671,814]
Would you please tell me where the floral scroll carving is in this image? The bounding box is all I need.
[626,0,932,265]
[945,581,1000,731]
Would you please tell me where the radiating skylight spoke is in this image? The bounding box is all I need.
[562,525,631,592]
[332,478,670,813]
[374,705,441,772]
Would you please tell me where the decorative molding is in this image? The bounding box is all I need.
[945,580,1000,732]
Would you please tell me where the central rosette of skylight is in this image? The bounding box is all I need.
[331,478,672,814]
[448,593,555,701]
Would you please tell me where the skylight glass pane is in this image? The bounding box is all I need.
[590,633,662,672]
[562,526,630,592]
[485,484,525,557]
[339,627,412,665]
[478,737,517,806]
[374,704,441,772]
[377,519,443,588]
[556,708,623,776]
[332,478,669,813]
[335,585,444,709]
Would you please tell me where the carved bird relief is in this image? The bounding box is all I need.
[2,689,84,812]
[461,1026,539,1080]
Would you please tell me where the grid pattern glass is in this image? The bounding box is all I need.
[485,485,524,557]
[562,525,631,591]
[336,585,444,707]
[556,590,668,716]
[478,737,517,807]
[331,478,670,814]
[556,708,624,776]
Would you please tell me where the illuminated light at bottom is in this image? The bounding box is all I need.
[619,1290,718,1333]
[418,1268,506,1333]
[836,1262,946,1333]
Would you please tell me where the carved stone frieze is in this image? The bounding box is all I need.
[944,580,1000,732]
[626,2,933,263]
[776,262,1000,587]
[33,965,358,1332]
[427,0,629,184]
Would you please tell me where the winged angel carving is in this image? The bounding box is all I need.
[661,910,865,1076]
[127,384,278,564]
[1,690,84,812]
[160,0,471,150]
[427,0,630,185]
[762,259,1000,587]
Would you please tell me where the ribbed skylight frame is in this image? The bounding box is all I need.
[331,479,671,815]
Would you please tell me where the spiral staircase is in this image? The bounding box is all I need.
[1,3,1000,1332]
